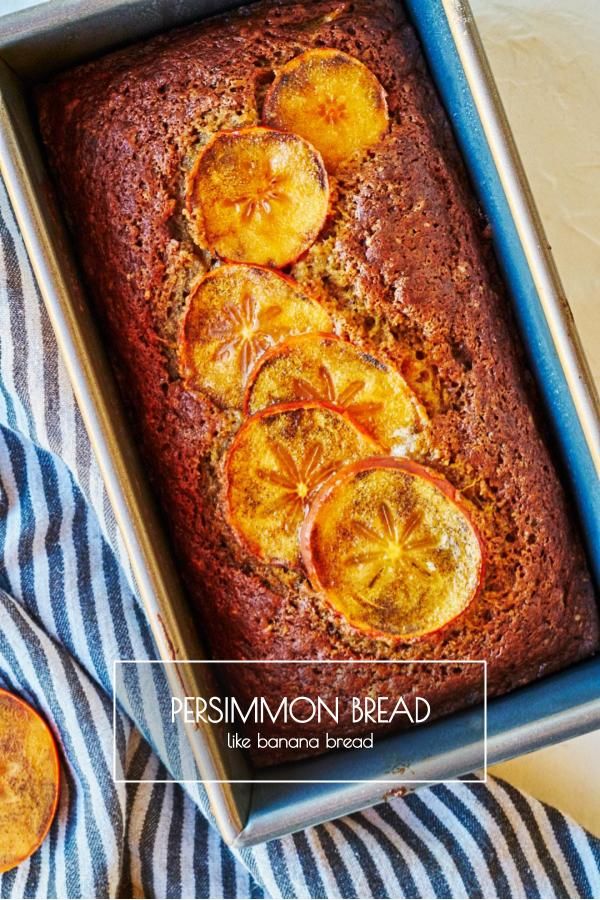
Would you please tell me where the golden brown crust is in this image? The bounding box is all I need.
[36,0,598,764]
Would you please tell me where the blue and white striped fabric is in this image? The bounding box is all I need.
[0,175,599,899]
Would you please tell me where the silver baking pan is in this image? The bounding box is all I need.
[0,0,598,848]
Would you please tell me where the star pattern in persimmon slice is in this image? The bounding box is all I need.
[244,333,427,453]
[291,367,384,423]
[265,440,341,530]
[180,265,332,409]
[209,291,283,378]
[316,94,348,127]
[344,503,440,595]
[225,401,382,566]
[300,458,484,640]
[222,161,291,224]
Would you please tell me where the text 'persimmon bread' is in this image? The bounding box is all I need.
[37,0,598,763]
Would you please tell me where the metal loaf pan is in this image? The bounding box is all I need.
[0,0,598,848]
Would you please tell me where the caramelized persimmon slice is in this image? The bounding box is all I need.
[244,333,427,453]
[225,401,381,566]
[0,689,60,874]
[186,127,329,266]
[180,264,332,408]
[263,49,389,170]
[301,458,484,640]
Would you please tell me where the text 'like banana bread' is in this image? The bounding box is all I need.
[36,0,598,763]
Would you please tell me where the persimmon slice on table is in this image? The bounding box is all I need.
[0,689,60,874]
[180,264,332,408]
[244,333,427,452]
[301,458,484,640]
[225,401,382,566]
[263,49,389,170]
[186,127,329,266]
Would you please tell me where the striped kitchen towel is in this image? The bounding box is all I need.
[0,176,599,900]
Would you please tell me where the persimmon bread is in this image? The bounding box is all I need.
[37,0,598,761]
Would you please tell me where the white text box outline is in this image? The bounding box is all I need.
[112,659,487,784]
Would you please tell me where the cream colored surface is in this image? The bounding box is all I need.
[2,0,599,838]
[471,0,600,387]
[490,731,600,838]
[471,0,600,837]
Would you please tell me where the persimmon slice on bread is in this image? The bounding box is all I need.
[180,264,332,408]
[301,458,484,640]
[225,401,381,566]
[186,127,329,266]
[0,690,60,874]
[263,49,389,170]
[244,332,427,453]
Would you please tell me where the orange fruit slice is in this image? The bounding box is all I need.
[244,333,427,452]
[180,264,333,408]
[225,401,382,566]
[301,458,484,640]
[0,689,60,874]
[186,126,329,266]
[263,49,389,170]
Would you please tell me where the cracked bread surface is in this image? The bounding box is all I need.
[37,0,598,763]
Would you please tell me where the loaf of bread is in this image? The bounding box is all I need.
[37,0,598,762]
